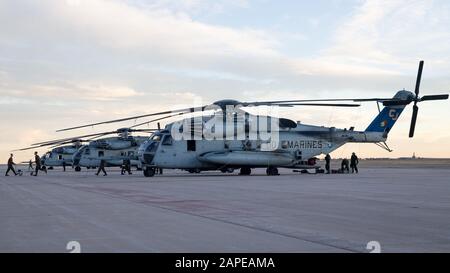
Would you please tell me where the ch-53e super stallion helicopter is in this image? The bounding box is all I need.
[57,61,448,177]
[29,128,156,171]
[15,139,89,169]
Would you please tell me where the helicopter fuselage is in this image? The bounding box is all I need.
[138,116,386,174]
[73,136,148,168]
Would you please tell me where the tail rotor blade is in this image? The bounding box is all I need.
[420,94,449,101]
[409,105,419,138]
[414,60,424,97]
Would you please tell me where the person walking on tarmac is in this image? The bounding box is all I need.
[341,158,350,173]
[62,160,66,172]
[96,159,107,176]
[5,154,17,176]
[325,154,331,174]
[350,152,359,174]
[33,152,41,176]
[121,159,132,175]
[28,160,34,171]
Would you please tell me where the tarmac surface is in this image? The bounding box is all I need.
[1,164,450,253]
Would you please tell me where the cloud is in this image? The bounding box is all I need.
[323,0,450,71]
[0,81,142,102]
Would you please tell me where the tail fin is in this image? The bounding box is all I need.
[365,91,411,135]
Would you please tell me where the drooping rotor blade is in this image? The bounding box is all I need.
[420,94,449,101]
[35,127,157,147]
[241,98,399,105]
[56,105,211,132]
[12,142,64,152]
[129,113,185,129]
[409,104,419,138]
[414,60,424,97]
[48,139,89,148]
[268,103,361,107]
[128,129,158,133]
[32,131,118,146]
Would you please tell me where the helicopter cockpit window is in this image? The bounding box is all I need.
[151,135,161,141]
[162,135,173,145]
[58,155,63,160]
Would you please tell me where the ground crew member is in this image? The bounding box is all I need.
[350,152,359,173]
[341,158,350,173]
[62,160,66,172]
[121,159,132,175]
[33,152,41,176]
[5,154,17,176]
[96,159,107,176]
[28,160,34,171]
[325,154,331,174]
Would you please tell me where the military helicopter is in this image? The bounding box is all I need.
[35,127,157,171]
[57,61,448,177]
[15,139,89,169]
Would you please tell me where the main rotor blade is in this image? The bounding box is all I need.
[409,104,419,138]
[414,60,424,97]
[420,94,449,101]
[55,96,409,133]
[268,103,361,107]
[56,106,209,132]
[32,131,117,146]
[243,98,396,105]
[128,129,158,132]
[129,113,185,129]
[382,100,413,106]
[13,142,63,151]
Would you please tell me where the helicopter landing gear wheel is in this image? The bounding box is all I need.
[143,167,155,177]
[239,167,251,175]
[75,166,81,172]
[266,167,279,176]
[220,168,234,173]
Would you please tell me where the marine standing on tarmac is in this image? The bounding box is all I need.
[33,152,41,176]
[350,152,359,174]
[325,154,331,174]
[341,158,350,173]
[5,154,17,176]
[62,160,66,172]
[96,159,107,176]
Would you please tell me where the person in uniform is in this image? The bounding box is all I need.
[28,160,34,171]
[341,158,350,173]
[350,152,359,174]
[121,159,132,175]
[96,159,107,176]
[5,154,17,176]
[325,154,331,174]
[33,152,41,176]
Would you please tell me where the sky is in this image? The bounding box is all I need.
[1,0,450,162]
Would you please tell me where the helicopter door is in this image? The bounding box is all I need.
[162,135,173,145]
[187,140,196,151]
